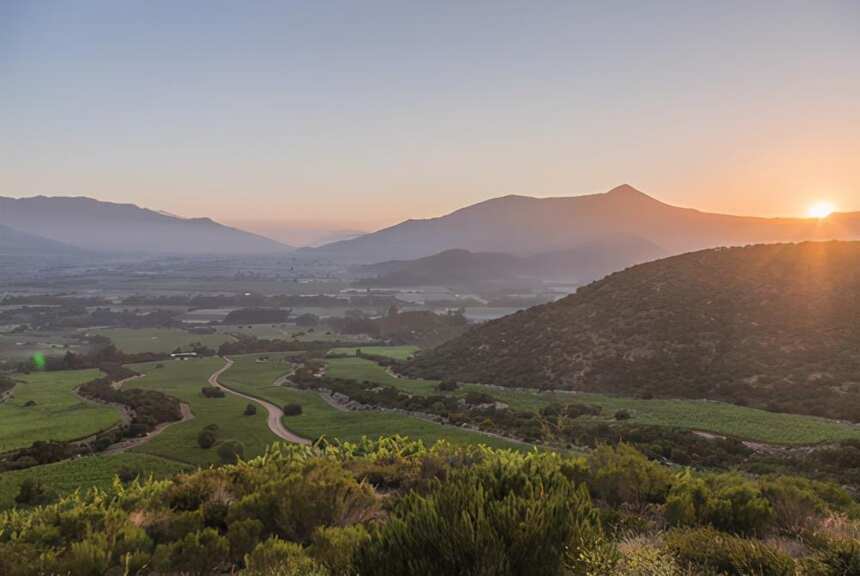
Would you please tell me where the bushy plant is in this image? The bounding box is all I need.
[664,527,795,576]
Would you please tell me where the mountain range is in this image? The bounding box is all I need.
[400,241,860,422]
[309,185,860,263]
[355,237,665,288]
[0,196,290,255]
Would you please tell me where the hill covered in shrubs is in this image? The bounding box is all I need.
[403,242,860,422]
[1,436,858,575]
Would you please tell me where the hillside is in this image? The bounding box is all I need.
[0,224,83,257]
[402,242,860,422]
[356,237,666,288]
[0,196,290,255]
[307,185,860,263]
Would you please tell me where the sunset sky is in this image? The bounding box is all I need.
[2,1,859,244]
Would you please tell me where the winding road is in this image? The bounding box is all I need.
[208,358,310,445]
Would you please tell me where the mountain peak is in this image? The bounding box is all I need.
[605,184,647,198]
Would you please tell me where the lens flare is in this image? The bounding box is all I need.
[32,352,46,371]
[808,202,835,219]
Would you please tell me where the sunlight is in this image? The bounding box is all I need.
[808,201,836,219]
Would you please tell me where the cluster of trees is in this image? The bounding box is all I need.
[329,308,468,348]
[222,308,291,325]
[217,336,355,357]
[77,365,182,437]
[1,437,857,575]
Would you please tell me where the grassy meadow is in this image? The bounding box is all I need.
[127,358,277,465]
[219,354,521,449]
[328,345,419,360]
[90,328,235,354]
[0,452,190,509]
[0,369,123,453]
[326,356,860,445]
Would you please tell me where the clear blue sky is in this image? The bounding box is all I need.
[2,1,858,241]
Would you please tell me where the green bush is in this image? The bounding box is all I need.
[245,403,258,416]
[244,538,326,576]
[664,527,795,576]
[283,403,303,416]
[311,525,369,576]
[586,443,671,508]
[355,454,604,576]
[218,440,245,464]
[155,528,230,576]
[197,428,217,449]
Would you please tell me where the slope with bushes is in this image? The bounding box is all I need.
[0,437,857,575]
[403,242,860,422]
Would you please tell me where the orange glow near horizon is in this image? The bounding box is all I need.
[808,201,836,219]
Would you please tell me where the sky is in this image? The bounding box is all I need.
[2,1,859,245]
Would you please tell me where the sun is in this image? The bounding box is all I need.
[808,201,836,219]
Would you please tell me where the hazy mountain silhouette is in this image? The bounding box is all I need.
[0,196,290,255]
[307,185,860,263]
[0,223,83,257]
[357,237,665,288]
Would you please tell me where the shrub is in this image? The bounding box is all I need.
[155,528,230,576]
[227,518,264,562]
[197,429,217,449]
[244,538,326,576]
[283,403,303,416]
[614,409,632,421]
[586,444,671,508]
[218,440,245,464]
[202,386,226,398]
[14,478,52,506]
[244,403,258,416]
[437,380,459,392]
[666,473,774,536]
[664,527,795,576]
[355,457,604,576]
[311,525,369,576]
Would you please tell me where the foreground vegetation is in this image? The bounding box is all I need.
[1,437,857,576]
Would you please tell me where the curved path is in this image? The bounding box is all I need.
[209,358,310,445]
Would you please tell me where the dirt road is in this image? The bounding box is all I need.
[209,358,310,445]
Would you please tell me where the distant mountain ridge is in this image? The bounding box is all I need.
[401,241,860,422]
[356,237,665,288]
[307,185,860,263]
[0,196,290,255]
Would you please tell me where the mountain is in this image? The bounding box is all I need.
[0,196,290,255]
[401,241,860,422]
[356,237,665,288]
[0,224,84,257]
[307,185,860,263]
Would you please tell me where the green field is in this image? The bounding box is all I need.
[219,354,521,449]
[218,324,364,343]
[0,369,123,453]
[325,356,860,445]
[90,328,235,354]
[0,452,190,509]
[329,345,419,360]
[127,358,277,465]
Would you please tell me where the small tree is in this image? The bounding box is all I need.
[244,403,257,416]
[283,403,303,416]
[218,440,245,464]
[197,429,217,449]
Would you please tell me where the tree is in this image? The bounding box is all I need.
[218,440,245,464]
[244,403,258,416]
[197,429,217,449]
[283,403,303,416]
